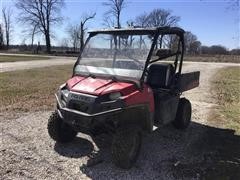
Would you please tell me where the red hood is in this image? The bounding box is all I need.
[66,76,137,96]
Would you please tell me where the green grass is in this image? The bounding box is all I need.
[0,55,50,62]
[211,67,240,134]
[0,65,72,112]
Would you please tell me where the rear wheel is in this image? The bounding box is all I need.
[48,111,77,143]
[111,126,142,169]
[173,98,192,129]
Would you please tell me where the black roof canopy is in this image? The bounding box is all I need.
[88,27,185,37]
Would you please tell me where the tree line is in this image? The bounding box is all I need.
[0,0,239,55]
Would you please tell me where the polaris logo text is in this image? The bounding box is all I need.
[70,93,94,103]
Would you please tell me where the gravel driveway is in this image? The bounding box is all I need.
[1,62,240,179]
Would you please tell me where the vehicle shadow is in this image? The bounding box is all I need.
[54,122,240,179]
[54,137,94,158]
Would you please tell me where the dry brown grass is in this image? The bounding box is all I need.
[210,66,240,134]
[0,65,72,112]
[185,55,240,63]
[0,55,50,62]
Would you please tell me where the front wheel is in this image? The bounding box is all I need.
[47,111,77,143]
[173,98,192,129]
[111,126,142,169]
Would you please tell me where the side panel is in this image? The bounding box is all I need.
[120,84,155,132]
[154,92,179,125]
[123,84,154,112]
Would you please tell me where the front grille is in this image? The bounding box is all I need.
[68,101,90,113]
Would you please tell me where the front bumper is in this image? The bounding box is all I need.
[55,94,123,132]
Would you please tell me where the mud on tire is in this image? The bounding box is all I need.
[47,111,77,143]
[111,126,142,169]
[173,98,192,129]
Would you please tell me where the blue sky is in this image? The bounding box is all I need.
[1,0,239,49]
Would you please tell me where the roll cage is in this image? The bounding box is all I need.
[74,26,185,88]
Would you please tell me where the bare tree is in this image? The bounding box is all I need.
[103,0,126,49]
[103,0,126,28]
[67,24,80,52]
[147,9,180,27]
[20,22,41,53]
[190,41,201,54]
[60,37,69,51]
[15,0,64,53]
[67,13,95,52]
[102,16,116,49]
[226,0,239,49]
[209,45,228,55]
[225,0,239,10]
[135,12,149,28]
[184,31,202,55]
[134,9,180,49]
[102,15,115,28]
[79,13,96,52]
[30,24,40,50]
[134,9,180,28]
[230,48,240,55]
[2,7,13,49]
[133,13,149,49]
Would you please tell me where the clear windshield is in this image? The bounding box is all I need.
[74,34,153,81]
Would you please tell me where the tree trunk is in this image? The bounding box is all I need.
[110,38,113,50]
[159,35,163,48]
[73,43,76,52]
[0,25,4,49]
[6,34,9,49]
[80,22,84,52]
[31,25,37,53]
[45,32,51,53]
[31,33,34,53]
[117,12,121,49]
[139,36,142,49]
[117,12,120,29]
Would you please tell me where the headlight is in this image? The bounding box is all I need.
[61,89,69,99]
[109,92,121,100]
[59,83,66,89]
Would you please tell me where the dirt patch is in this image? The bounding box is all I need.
[1,62,240,179]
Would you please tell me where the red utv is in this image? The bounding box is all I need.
[48,27,200,169]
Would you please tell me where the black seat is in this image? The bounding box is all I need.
[147,63,175,89]
[154,49,172,58]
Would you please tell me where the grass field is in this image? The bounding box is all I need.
[0,55,51,62]
[211,66,240,134]
[0,65,72,112]
[185,55,240,63]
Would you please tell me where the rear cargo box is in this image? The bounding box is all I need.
[177,71,200,92]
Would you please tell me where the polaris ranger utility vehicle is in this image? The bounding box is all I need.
[48,27,200,169]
